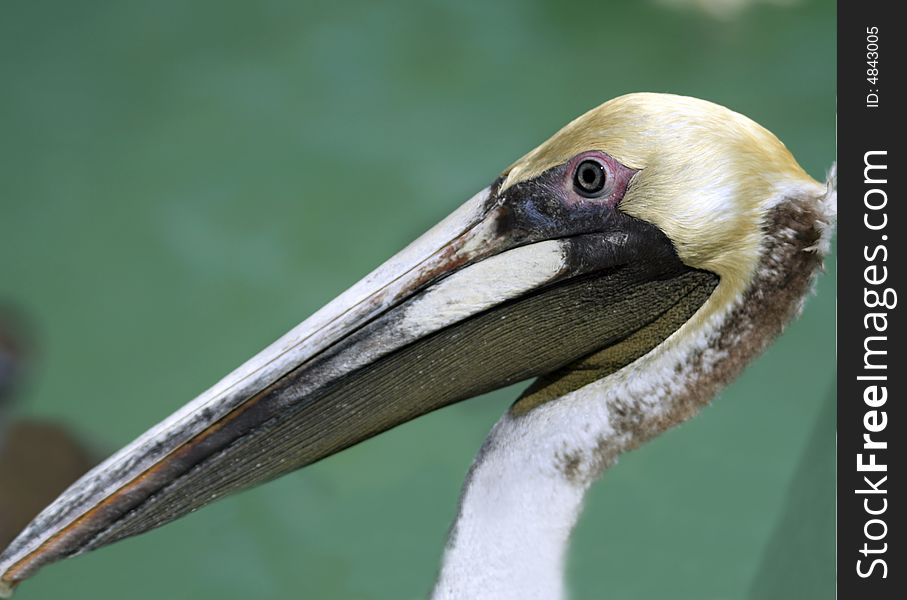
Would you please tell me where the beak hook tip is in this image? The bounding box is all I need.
[0,577,15,598]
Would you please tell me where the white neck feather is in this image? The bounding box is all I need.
[431,296,729,600]
[430,414,593,600]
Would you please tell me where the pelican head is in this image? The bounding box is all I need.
[0,93,834,599]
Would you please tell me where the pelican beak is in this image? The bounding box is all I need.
[0,170,717,594]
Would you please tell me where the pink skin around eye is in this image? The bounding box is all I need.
[563,150,638,209]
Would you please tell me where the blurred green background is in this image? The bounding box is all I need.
[1,0,834,598]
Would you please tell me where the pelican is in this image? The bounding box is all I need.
[0,93,835,599]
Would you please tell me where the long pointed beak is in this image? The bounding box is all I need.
[0,174,716,594]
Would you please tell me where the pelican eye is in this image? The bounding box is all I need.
[573,159,607,197]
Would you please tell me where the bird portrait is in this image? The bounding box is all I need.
[0,92,834,600]
[0,2,836,598]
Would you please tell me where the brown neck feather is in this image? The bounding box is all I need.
[622,195,829,453]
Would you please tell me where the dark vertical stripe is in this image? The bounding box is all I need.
[838,3,902,598]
